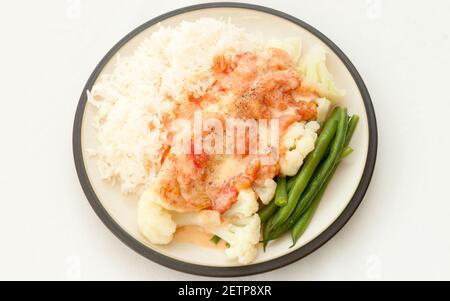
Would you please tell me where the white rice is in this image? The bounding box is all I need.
[88,18,263,194]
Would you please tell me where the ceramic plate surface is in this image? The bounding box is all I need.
[73,2,377,277]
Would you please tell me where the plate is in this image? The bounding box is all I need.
[73,2,377,277]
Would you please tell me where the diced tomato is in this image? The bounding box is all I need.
[296,101,318,121]
[160,145,171,165]
[189,142,208,169]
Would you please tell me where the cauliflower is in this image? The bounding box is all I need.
[219,189,262,264]
[252,179,277,205]
[225,189,258,219]
[172,210,221,228]
[280,121,320,176]
[298,45,345,100]
[138,189,176,245]
[316,98,331,124]
[213,215,261,265]
[138,188,221,245]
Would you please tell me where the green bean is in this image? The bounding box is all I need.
[286,115,358,192]
[344,115,360,147]
[328,114,358,161]
[291,168,334,246]
[265,113,359,244]
[258,178,288,222]
[286,116,338,193]
[341,146,354,159]
[339,115,359,161]
[264,213,293,242]
[291,108,348,218]
[210,235,221,245]
[262,219,273,250]
[286,176,295,192]
[265,160,330,242]
[258,201,278,224]
[291,113,358,245]
[274,177,288,207]
[269,108,342,229]
[270,160,341,244]
[286,115,350,193]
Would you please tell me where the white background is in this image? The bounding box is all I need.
[0,0,449,281]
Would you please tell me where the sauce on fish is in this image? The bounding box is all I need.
[152,48,319,213]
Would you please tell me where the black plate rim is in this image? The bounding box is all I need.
[73,2,378,277]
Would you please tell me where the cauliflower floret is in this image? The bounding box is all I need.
[316,98,331,124]
[138,189,176,245]
[280,121,320,176]
[252,179,277,205]
[139,187,222,244]
[299,45,345,100]
[283,122,306,150]
[306,120,321,132]
[213,215,261,265]
[172,210,221,228]
[225,189,258,219]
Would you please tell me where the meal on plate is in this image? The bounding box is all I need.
[87,18,359,265]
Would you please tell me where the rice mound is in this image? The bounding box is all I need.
[88,18,263,194]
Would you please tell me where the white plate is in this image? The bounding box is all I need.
[73,3,377,277]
